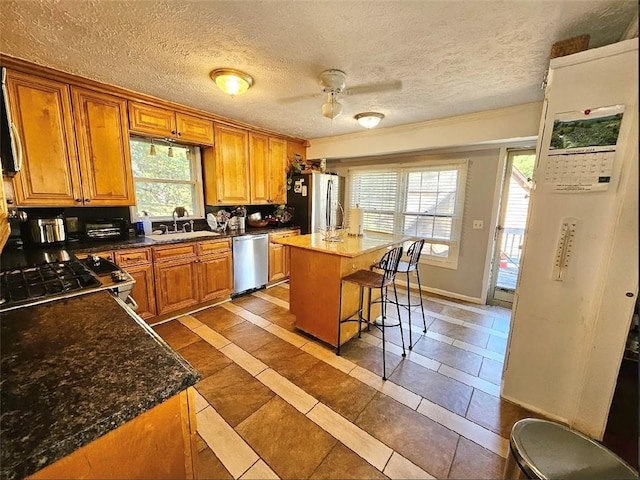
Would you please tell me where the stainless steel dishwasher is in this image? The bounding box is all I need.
[232,233,269,295]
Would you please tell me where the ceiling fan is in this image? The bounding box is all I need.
[281,69,402,120]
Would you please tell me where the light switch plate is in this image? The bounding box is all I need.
[473,220,484,230]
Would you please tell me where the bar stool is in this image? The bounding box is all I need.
[374,239,427,349]
[336,245,405,380]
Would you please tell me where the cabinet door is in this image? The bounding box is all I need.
[213,124,250,204]
[5,71,82,206]
[176,113,214,145]
[72,87,135,206]
[269,242,287,282]
[198,253,233,302]
[269,137,288,204]
[125,263,157,320]
[128,101,176,138]
[249,132,269,204]
[154,259,199,315]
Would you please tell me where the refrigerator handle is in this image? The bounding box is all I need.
[326,178,332,228]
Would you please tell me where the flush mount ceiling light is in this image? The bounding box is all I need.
[355,112,385,129]
[210,68,254,95]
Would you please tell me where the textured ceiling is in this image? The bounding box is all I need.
[0,1,636,140]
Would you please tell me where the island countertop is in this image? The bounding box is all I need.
[272,232,413,258]
[0,290,200,479]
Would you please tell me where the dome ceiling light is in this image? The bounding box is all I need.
[355,112,385,128]
[210,68,254,96]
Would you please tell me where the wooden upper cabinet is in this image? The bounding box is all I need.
[176,113,214,145]
[211,124,250,204]
[249,132,269,204]
[72,87,135,206]
[4,70,82,206]
[128,102,176,138]
[128,101,213,145]
[269,137,288,204]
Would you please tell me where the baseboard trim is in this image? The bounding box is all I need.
[500,391,570,426]
[393,278,485,305]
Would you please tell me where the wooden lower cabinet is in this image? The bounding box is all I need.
[198,253,233,303]
[125,263,156,319]
[30,388,196,479]
[154,258,200,315]
[269,229,300,282]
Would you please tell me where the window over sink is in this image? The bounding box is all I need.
[129,137,204,221]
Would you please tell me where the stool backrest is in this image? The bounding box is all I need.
[407,239,425,267]
[378,245,403,285]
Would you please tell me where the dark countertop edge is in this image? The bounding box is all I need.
[64,225,301,253]
[1,293,200,480]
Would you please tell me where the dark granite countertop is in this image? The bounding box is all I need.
[65,225,301,253]
[0,290,200,479]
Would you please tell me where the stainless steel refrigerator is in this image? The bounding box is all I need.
[287,172,344,235]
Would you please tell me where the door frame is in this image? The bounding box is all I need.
[487,148,535,306]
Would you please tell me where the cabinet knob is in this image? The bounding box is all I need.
[75,198,82,203]
[6,199,13,205]
[84,198,91,203]
[177,132,182,136]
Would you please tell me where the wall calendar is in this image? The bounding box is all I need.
[541,105,624,193]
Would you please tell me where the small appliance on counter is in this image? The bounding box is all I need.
[23,217,66,246]
[83,218,129,242]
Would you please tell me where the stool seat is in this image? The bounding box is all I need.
[343,270,393,289]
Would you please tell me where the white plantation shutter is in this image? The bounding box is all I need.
[348,160,467,268]
[349,170,398,234]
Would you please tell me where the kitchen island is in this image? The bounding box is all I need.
[272,232,412,347]
[0,290,200,479]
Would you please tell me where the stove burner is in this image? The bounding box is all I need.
[0,260,101,309]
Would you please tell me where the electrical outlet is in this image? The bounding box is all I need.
[473,220,484,230]
[66,216,79,233]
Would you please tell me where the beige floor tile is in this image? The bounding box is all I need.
[193,324,231,349]
[487,334,508,354]
[429,319,491,348]
[404,348,441,371]
[411,336,483,376]
[153,320,201,350]
[301,342,358,375]
[383,452,435,480]
[264,285,290,301]
[452,339,505,362]
[197,406,259,478]
[479,357,503,386]
[253,290,289,309]
[310,443,388,479]
[308,402,393,472]
[438,364,501,397]
[239,460,279,480]
[417,397,509,458]
[425,329,455,345]
[237,397,337,479]
[354,393,458,478]
[234,307,272,328]
[193,388,209,413]
[349,366,421,410]
[221,302,243,314]
[196,364,275,427]
[256,368,318,414]
[448,437,506,479]
[220,343,269,376]
[179,314,204,330]
[264,323,308,348]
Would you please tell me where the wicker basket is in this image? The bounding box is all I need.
[550,34,590,59]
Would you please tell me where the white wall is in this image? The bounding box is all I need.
[310,102,542,302]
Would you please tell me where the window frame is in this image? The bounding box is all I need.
[129,137,205,222]
[347,159,468,269]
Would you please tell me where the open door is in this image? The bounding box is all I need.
[488,149,535,306]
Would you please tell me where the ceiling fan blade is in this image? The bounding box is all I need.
[278,92,322,105]
[344,80,402,96]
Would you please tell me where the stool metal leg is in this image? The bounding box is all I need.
[405,270,413,349]
[357,286,364,338]
[380,286,387,380]
[415,268,427,333]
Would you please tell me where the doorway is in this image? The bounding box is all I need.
[488,149,535,306]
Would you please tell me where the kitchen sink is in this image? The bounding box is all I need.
[147,231,221,241]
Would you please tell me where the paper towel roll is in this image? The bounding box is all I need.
[349,208,364,236]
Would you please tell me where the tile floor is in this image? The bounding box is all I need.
[153,283,541,479]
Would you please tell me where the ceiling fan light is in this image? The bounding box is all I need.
[322,99,343,119]
[355,112,385,128]
[210,68,254,95]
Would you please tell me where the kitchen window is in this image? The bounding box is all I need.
[347,160,467,268]
[129,137,204,220]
